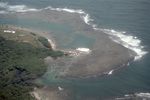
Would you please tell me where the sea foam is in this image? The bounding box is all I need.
[135,93,150,99]
[44,6,93,25]
[0,2,147,61]
[0,2,38,13]
[116,93,150,100]
[45,6,85,14]
[94,28,148,61]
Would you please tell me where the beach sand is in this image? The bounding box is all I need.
[30,85,73,100]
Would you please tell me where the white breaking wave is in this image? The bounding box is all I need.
[83,14,93,25]
[8,5,37,12]
[94,28,148,61]
[0,2,38,13]
[135,93,150,99]
[116,93,150,100]
[45,6,85,14]
[44,6,92,25]
[0,2,147,61]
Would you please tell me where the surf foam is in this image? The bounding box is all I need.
[44,6,93,25]
[135,93,150,99]
[0,2,38,13]
[116,93,150,100]
[45,6,85,14]
[95,29,148,61]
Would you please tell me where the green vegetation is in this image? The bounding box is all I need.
[38,36,51,48]
[0,27,43,48]
[0,26,65,100]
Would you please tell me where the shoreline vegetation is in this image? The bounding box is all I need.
[8,25,57,50]
[0,26,65,100]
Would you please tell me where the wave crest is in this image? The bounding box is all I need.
[0,2,38,13]
[116,93,150,100]
[94,28,148,60]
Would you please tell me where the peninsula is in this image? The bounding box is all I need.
[0,26,65,99]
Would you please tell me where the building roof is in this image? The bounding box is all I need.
[76,48,90,52]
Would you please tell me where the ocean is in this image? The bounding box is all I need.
[0,0,150,100]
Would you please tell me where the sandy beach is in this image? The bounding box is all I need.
[47,39,56,50]
[30,85,73,100]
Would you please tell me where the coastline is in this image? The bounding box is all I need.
[0,25,69,100]
[8,9,134,79]
[47,38,56,50]
[1,10,135,100]
[8,25,57,50]
[0,26,63,100]
[0,1,149,100]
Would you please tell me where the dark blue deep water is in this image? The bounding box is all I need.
[0,0,150,99]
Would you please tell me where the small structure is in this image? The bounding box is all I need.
[76,48,90,53]
[108,70,114,75]
[68,48,91,57]
[58,87,63,91]
[4,30,16,34]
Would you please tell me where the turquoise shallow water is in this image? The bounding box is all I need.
[0,0,150,99]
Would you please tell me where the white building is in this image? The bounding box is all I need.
[4,30,16,34]
[58,87,63,91]
[76,48,90,53]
